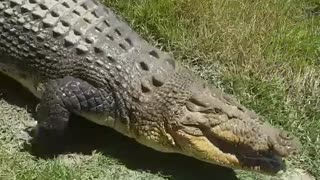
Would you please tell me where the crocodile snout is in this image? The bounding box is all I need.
[166,79,302,175]
[269,129,301,157]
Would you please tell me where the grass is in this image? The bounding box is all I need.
[0,0,319,179]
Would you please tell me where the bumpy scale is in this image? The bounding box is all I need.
[0,0,301,175]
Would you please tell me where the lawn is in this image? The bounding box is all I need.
[0,0,319,179]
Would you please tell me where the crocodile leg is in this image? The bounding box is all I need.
[32,76,116,156]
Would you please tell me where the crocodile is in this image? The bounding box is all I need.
[0,0,301,175]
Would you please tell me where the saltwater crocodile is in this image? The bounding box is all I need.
[0,0,301,175]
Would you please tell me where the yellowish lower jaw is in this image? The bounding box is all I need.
[78,111,283,175]
[171,130,284,175]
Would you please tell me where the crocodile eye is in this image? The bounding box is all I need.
[189,94,211,108]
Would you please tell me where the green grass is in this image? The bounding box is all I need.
[0,0,319,179]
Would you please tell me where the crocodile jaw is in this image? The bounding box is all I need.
[79,104,297,175]
[80,110,287,175]
[168,126,287,175]
[160,81,301,175]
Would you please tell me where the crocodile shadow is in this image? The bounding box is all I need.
[0,72,238,180]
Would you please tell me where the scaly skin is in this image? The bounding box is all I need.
[0,0,301,175]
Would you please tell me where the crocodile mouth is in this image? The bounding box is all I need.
[169,126,287,175]
[203,127,286,174]
[235,151,285,173]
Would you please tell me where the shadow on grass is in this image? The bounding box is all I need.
[0,72,238,180]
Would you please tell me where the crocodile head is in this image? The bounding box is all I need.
[129,75,301,175]
[84,65,301,175]
[163,81,301,175]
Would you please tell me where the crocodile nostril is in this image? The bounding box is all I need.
[279,131,294,140]
[291,148,300,155]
